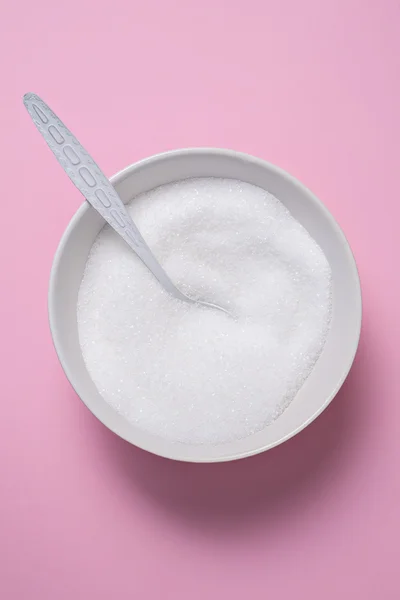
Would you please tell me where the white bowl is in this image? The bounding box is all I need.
[49,148,362,462]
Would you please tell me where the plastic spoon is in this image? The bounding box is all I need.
[23,93,229,316]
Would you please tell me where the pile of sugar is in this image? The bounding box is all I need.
[77,178,332,445]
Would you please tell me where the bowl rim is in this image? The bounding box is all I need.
[48,147,362,462]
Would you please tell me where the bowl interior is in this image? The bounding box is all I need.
[49,149,361,462]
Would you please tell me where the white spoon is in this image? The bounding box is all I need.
[23,93,229,316]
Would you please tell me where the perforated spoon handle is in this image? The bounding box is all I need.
[23,93,186,300]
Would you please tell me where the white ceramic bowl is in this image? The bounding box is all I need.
[49,148,362,462]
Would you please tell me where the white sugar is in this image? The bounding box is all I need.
[77,178,332,444]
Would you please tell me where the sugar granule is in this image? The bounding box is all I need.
[77,178,332,444]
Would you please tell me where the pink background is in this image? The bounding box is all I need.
[1,1,399,598]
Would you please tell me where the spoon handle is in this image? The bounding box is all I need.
[23,93,183,298]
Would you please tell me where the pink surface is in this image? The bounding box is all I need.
[1,0,399,597]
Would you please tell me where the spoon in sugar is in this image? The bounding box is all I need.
[23,93,229,316]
